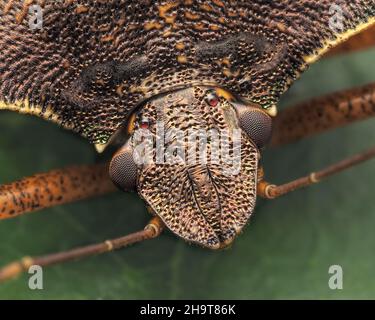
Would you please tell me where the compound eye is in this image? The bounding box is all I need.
[205,90,219,107]
[237,108,273,149]
[109,142,138,191]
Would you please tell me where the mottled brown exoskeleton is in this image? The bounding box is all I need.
[0,0,374,280]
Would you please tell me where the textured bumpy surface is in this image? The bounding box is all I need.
[135,86,259,248]
[1,0,374,144]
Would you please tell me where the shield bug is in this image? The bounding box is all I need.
[0,0,374,281]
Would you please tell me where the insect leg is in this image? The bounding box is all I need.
[324,24,375,58]
[258,145,375,199]
[271,82,375,147]
[0,216,164,282]
[0,163,117,220]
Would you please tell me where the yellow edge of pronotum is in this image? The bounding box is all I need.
[0,99,110,153]
[0,99,62,125]
[304,16,375,65]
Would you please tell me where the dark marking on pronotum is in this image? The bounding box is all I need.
[195,33,271,58]
[196,32,288,73]
[62,55,150,108]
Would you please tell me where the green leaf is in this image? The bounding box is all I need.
[1,49,375,299]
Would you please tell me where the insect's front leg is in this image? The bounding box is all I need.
[0,216,164,282]
[0,163,117,220]
[258,145,375,199]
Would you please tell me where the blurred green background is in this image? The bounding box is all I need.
[0,48,375,299]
